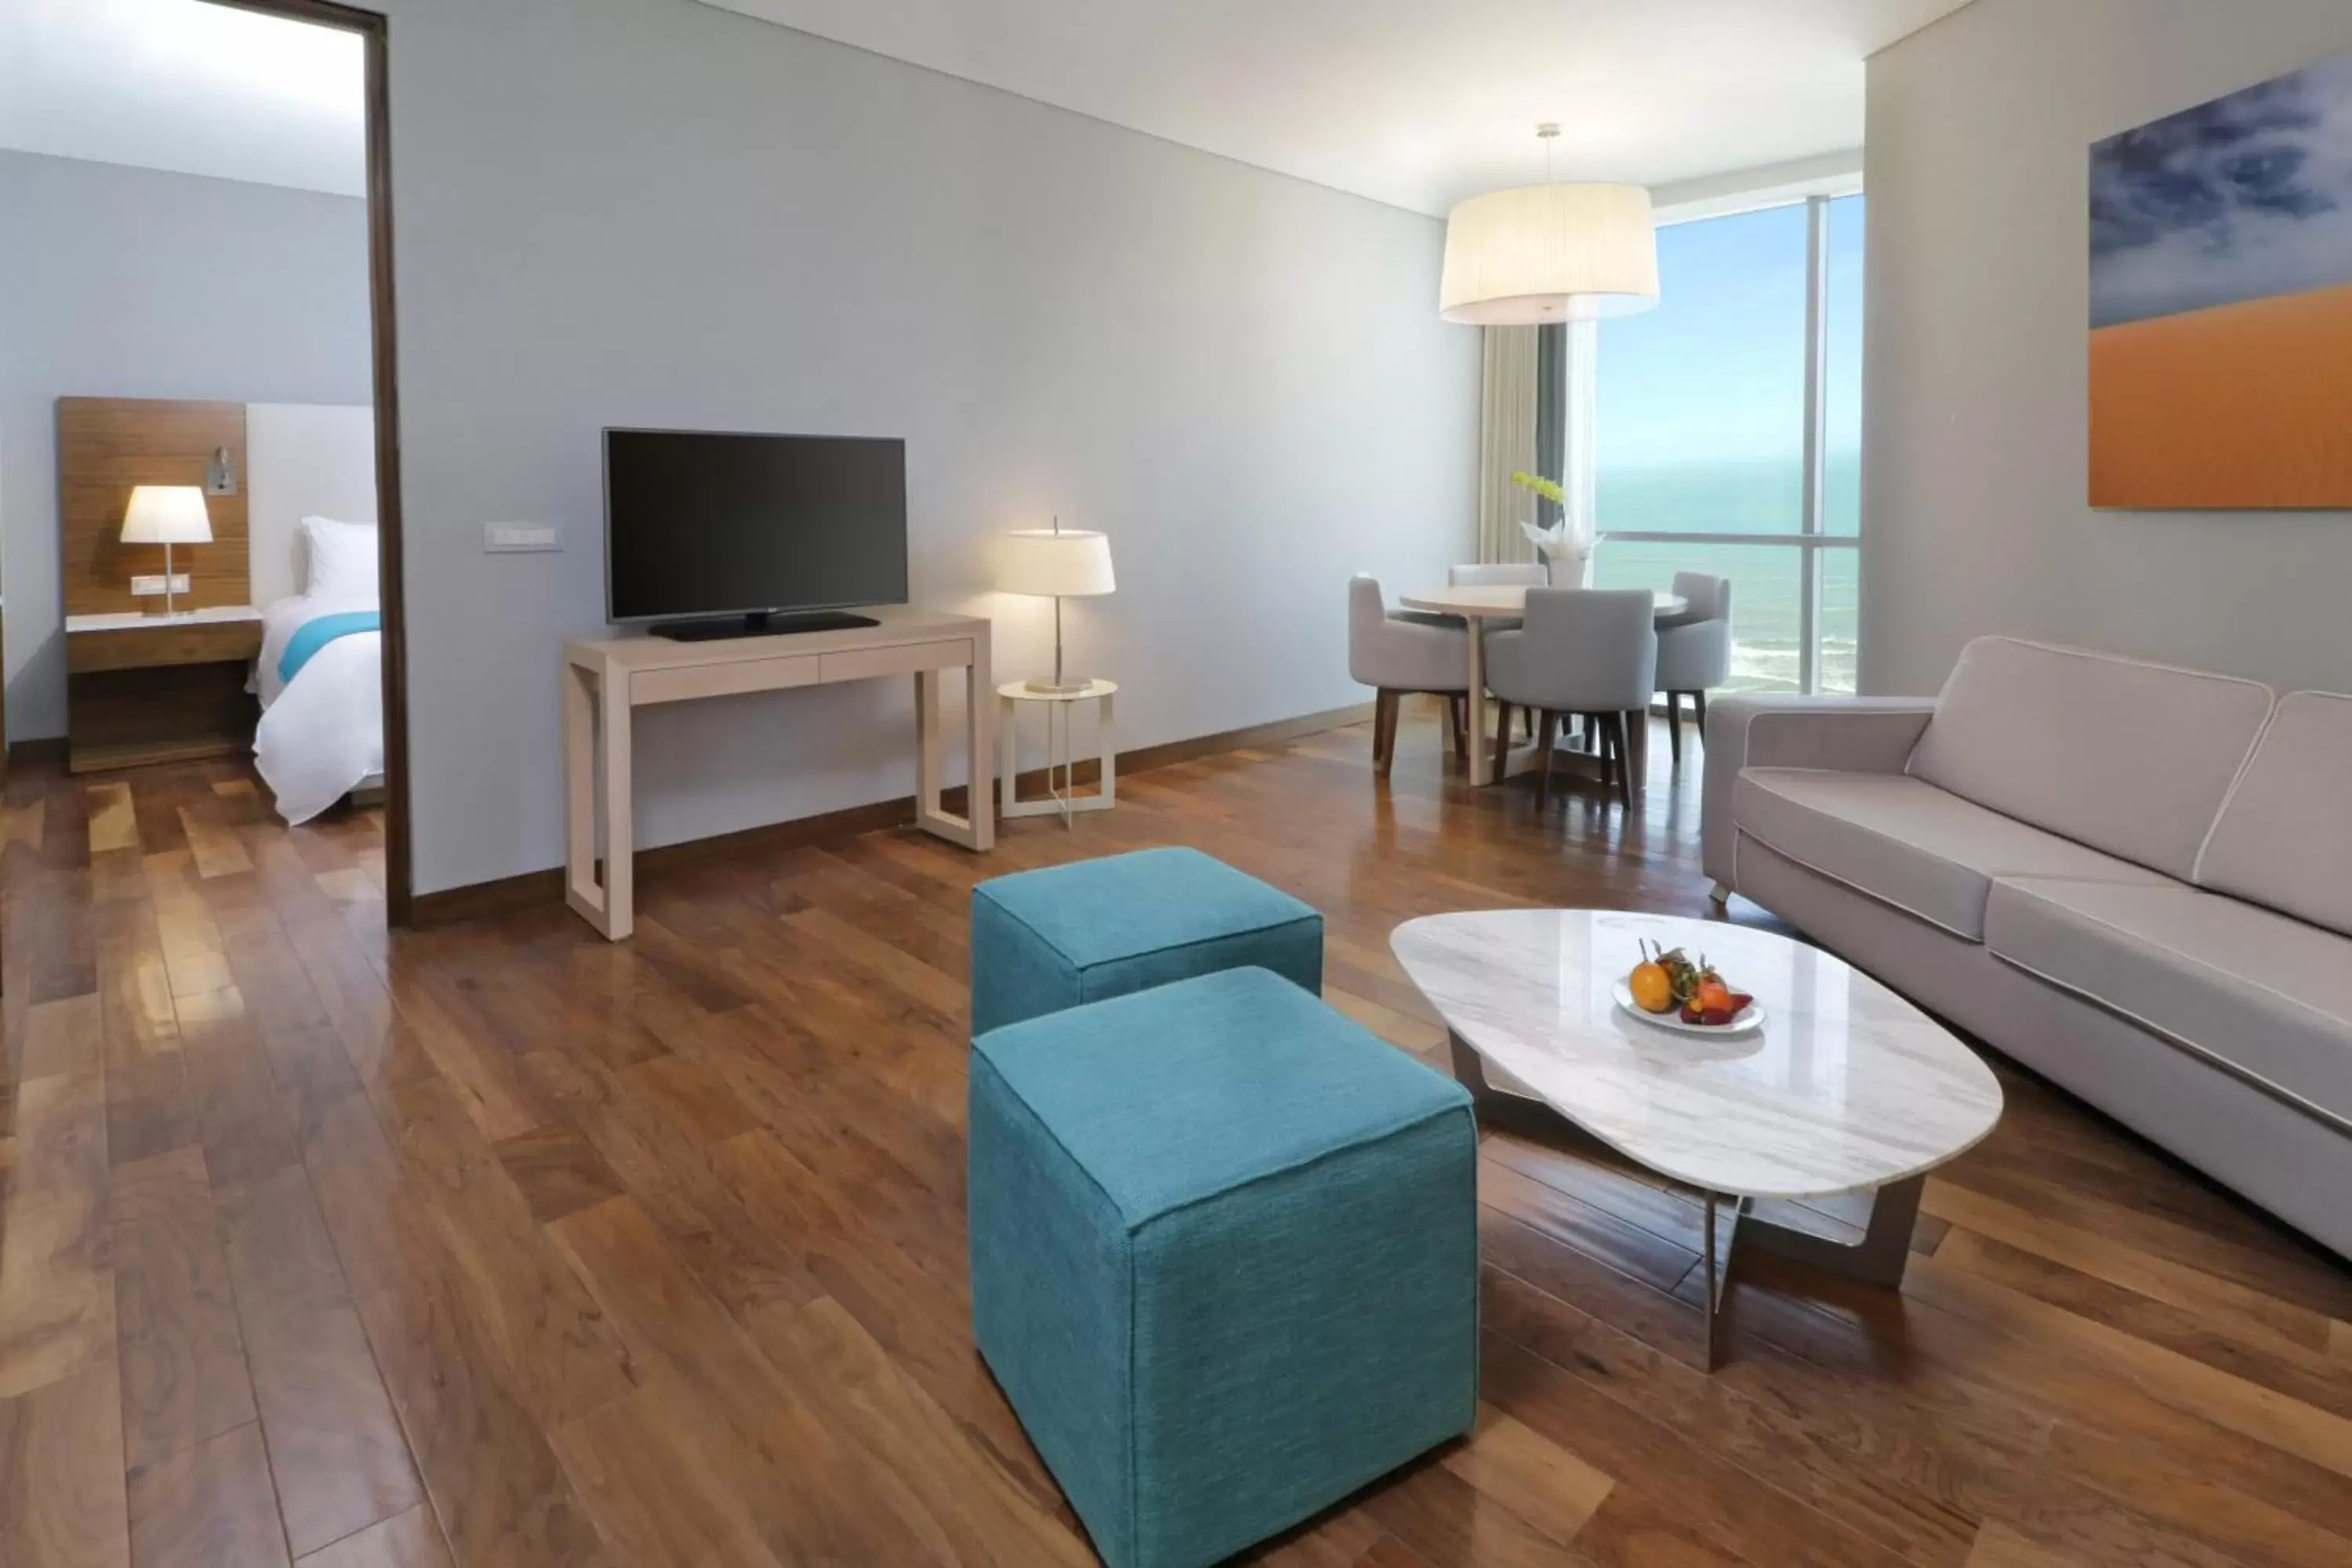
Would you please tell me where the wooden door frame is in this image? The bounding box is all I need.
[212,0,415,924]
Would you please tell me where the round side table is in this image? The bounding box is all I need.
[998,679,1116,826]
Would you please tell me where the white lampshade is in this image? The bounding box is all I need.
[999,529,1115,598]
[1439,182,1660,325]
[120,485,214,546]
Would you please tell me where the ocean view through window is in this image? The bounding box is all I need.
[1591,192,1862,694]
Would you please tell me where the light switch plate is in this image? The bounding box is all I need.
[129,574,192,597]
[485,522,560,554]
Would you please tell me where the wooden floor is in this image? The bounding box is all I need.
[5,706,2351,1568]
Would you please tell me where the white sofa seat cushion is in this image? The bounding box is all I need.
[1985,878,2352,1126]
[1734,768,2172,941]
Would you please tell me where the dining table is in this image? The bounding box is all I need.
[1398,583,1689,789]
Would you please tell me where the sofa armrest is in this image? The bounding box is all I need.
[1702,696,1939,891]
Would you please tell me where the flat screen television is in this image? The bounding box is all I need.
[604,428,909,640]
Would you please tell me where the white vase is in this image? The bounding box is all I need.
[1544,546,1592,588]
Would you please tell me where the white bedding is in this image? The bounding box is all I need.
[255,592,383,824]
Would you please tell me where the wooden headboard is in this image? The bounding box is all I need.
[58,397,252,617]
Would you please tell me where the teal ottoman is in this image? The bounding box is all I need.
[969,967,1477,1568]
[969,847,1322,1036]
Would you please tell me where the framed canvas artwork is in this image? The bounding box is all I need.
[2089,49,2352,509]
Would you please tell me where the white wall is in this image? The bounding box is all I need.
[1862,0,2352,697]
[368,0,1476,897]
[0,151,372,739]
[247,404,379,607]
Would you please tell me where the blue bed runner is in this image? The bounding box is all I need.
[278,610,380,684]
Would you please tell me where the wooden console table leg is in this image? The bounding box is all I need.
[914,667,945,828]
[564,660,597,914]
[564,655,633,941]
[913,668,974,848]
[601,668,634,939]
[912,645,994,851]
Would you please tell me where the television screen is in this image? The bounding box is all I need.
[604,429,909,623]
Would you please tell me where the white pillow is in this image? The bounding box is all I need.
[300,515,379,604]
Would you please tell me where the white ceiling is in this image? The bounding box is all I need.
[0,1,1969,212]
[0,0,365,199]
[701,0,1976,216]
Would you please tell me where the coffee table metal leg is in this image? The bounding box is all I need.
[1703,1193,1740,1371]
[1449,1030,1928,1372]
[1735,1175,1924,1290]
[1446,1033,1578,1144]
[1704,1178,1923,1369]
[1447,1030,1495,1099]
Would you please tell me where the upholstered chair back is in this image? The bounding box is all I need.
[1347,575,1468,693]
[1657,572,1733,691]
[1485,588,1657,713]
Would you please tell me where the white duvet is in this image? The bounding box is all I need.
[254,593,383,825]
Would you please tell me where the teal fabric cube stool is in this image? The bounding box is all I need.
[969,966,1477,1568]
[969,847,1322,1036]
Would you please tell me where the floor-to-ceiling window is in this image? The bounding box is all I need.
[1588,192,1863,694]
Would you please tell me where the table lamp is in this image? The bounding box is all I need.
[999,519,1114,695]
[121,485,213,618]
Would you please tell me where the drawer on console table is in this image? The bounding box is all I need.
[630,655,821,706]
[820,638,974,684]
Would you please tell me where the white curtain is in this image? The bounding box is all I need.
[1477,322,1600,568]
[1562,320,1599,564]
[1475,325,1541,566]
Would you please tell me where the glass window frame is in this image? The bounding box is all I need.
[1592,193,1860,695]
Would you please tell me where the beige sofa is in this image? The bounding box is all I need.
[1703,637,2352,1260]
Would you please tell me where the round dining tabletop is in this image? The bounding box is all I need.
[1398,585,1690,619]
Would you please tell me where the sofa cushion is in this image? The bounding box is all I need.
[1907,637,2274,881]
[1735,768,2172,940]
[1984,878,2352,1124]
[2195,691,2352,938]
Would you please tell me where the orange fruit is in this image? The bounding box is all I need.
[1695,979,1733,1014]
[1628,961,1673,1013]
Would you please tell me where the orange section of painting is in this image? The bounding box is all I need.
[2089,279,2352,509]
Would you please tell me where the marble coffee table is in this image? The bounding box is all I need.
[1392,909,2004,1369]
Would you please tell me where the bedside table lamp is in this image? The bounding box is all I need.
[121,485,212,618]
[1000,520,1114,695]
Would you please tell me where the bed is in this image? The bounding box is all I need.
[252,515,383,824]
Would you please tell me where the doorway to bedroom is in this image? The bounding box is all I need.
[0,0,412,924]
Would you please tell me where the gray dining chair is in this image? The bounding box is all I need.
[1450,563,1548,733]
[1481,587,1658,809]
[1654,572,1733,766]
[1348,575,1472,775]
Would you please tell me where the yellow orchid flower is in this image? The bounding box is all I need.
[1509,470,1569,506]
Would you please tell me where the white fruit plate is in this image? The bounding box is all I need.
[1611,981,1765,1036]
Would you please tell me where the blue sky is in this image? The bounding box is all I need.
[1595,197,1863,472]
[2090,49,2352,328]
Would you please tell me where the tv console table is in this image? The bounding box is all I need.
[562,606,994,941]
